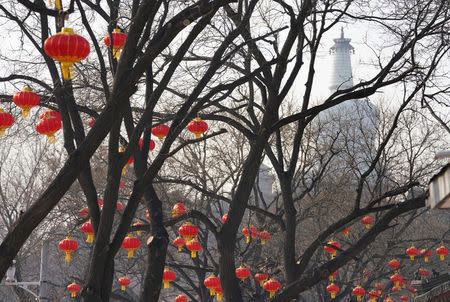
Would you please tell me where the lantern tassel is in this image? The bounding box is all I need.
[137,230,142,236]
[261,239,266,245]
[246,236,250,244]
[113,49,121,59]
[48,134,56,144]
[331,293,336,299]
[329,276,333,282]
[209,289,215,295]
[86,234,93,243]
[121,285,126,291]
[65,252,71,262]
[364,277,368,282]
[61,62,74,80]
[344,231,349,237]
[164,281,169,289]
[55,0,61,9]
[22,109,30,118]
[177,246,182,252]
[127,249,134,258]
[270,291,275,298]
[365,224,370,229]
[0,129,5,137]
[122,167,126,175]
[195,133,201,139]
[357,296,361,301]
[425,256,428,262]
[440,255,444,260]
[191,251,197,258]
[217,293,222,301]
[410,255,414,260]
[71,292,76,298]
[259,280,264,287]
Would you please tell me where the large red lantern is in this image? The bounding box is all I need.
[176,295,187,302]
[59,237,78,262]
[121,234,140,258]
[163,269,176,288]
[152,124,170,140]
[254,273,268,287]
[104,29,127,59]
[352,285,365,301]
[235,265,251,282]
[187,117,208,138]
[173,236,186,252]
[139,138,155,151]
[264,279,281,298]
[178,222,198,242]
[388,259,400,271]
[324,240,341,259]
[406,245,419,260]
[67,282,81,297]
[259,230,271,245]
[436,245,448,260]
[36,116,61,143]
[44,28,90,80]
[13,87,40,118]
[118,276,130,291]
[204,274,221,295]
[375,283,385,293]
[221,214,228,223]
[329,270,338,282]
[0,109,14,137]
[408,286,417,298]
[82,221,94,243]
[186,237,202,258]
[172,203,186,217]
[361,216,373,229]
[242,226,258,243]
[326,283,339,299]
[420,249,432,262]
[400,296,409,301]
[390,273,403,288]
[340,226,351,237]
[368,290,380,301]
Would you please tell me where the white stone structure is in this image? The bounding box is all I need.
[329,27,355,91]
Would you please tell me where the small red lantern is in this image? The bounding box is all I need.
[176,295,187,302]
[121,234,140,258]
[13,87,40,118]
[79,207,89,218]
[139,138,155,151]
[187,117,208,139]
[162,269,176,288]
[419,268,430,279]
[388,259,400,270]
[408,286,417,298]
[0,109,14,137]
[152,124,170,140]
[173,236,186,252]
[368,290,380,301]
[215,284,223,301]
[44,28,90,80]
[146,209,150,221]
[98,198,103,207]
[172,203,186,217]
[133,222,144,236]
[119,181,125,189]
[254,273,268,287]
[420,249,432,262]
[186,237,202,258]
[326,283,339,299]
[82,221,94,243]
[436,245,448,260]
[406,245,419,260]
[324,240,341,259]
[118,276,130,291]
[36,116,61,143]
[259,230,271,245]
[242,226,258,244]
[67,282,81,298]
[340,226,351,237]
[221,214,228,223]
[178,222,199,242]
[391,286,400,293]
[400,296,409,301]
[264,278,281,298]
[361,216,373,229]
[390,273,403,288]
[104,29,127,59]
[375,283,385,294]
[59,237,78,262]
[88,117,96,127]
[204,274,221,295]
[235,265,251,282]
[329,270,338,282]
[116,202,123,211]
[363,269,371,282]
[352,285,366,301]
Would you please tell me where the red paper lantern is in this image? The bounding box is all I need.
[204,274,221,295]
[152,124,170,140]
[172,203,186,217]
[146,209,150,221]
[173,236,186,252]
[368,290,380,301]
[187,117,208,138]
[40,110,61,121]
[408,286,417,298]
[82,221,94,243]
[104,29,127,59]
[0,109,14,137]
[88,117,96,127]
[215,284,223,301]
[13,87,40,118]
[186,237,202,258]
[121,234,140,258]
[163,269,176,288]
[175,295,187,302]
[324,240,341,259]
[400,296,409,301]
[419,268,430,278]
[98,198,103,207]
[119,147,133,175]
[118,276,130,291]
[119,181,125,189]
[340,226,351,237]
[78,207,89,218]
[352,285,366,301]
[436,245,448,260]
[36,116,61,143]
[178,222,198,242]
[259,230,271,245]
[420,249,432,262]
[133,222,144,236]
[390,273,403,288]
[139,138,155,151]
[391,286,400,293]
[254,273,268,287]
[361,216,373,229]
[235,265,250,282]
[242,226,258,244]
[44,28,90,80]
[264,278,281,298]
[116,202,123,211]
[388,259,400,270]
[406,245,419,260]
[59,237,78,262]
[329,270,338,282]
[326,283,339,299]
[221,214,228,223]
[363,269,371,282]
[375,283,385,293]
[67,282,81,298]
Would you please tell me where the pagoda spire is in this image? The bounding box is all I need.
[329,27,354,91]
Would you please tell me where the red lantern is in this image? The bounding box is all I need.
[0,109,14,137]
[259,230,271,245]
[361,216,373,229]
[172,203,186,217]
[146,209,150,221]
[67,282,81,298]
[186,237,202,258]
[59,237,78,262]
[13,87,40,118]
[329,270,338,282]
[340,226,351,237]
[118,276,130,291]
[176,295,187,302]
[82,221,94,243]
[419,268,430,279]
[391,286,400,293]
[324,240,341,259]
[152,124,170,140]
[388,259,400,270]
[235,265,251,282]
[178,222,198,242]
[204,274,221,295]
[36,116,61,143]
[163,269,176,288]
[400,279,409,288]
[121,234,140,258]
[408,286,417,298]
[139,138,155,151]
[88,117,96,127]
[40,110,61,121]
[242,226,258,244]
[187,117,208,139]
[98,198,103,207]
[375,283,385,293]
[390,273,403,288]
[326,283,339,299]
[44,28,90,80]
[400,296,409,301]
[420,249,432,262]
[78,207,89,218]
[363,269,371,282]
[119,181,125,189]
[254,273,268,287]
[221,214,228,223]
[368,290,380,301]
[264,278,281,298]
[406,245,419,260]
[133,222,144,236]
[352,285,366,301]
[436,245,448,260]
[104,29,127,59]
[173,236,186,252]
[215,284,223,301]
[119,147,133,175]
[116,202,123,210]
